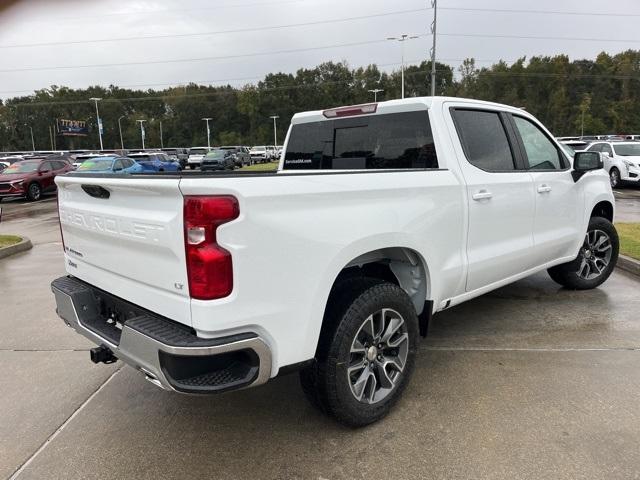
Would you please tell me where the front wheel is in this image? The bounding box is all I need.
[26,182,41,201]
[300,278,419,427]
[610,167,621,189]
[547,217,619,290]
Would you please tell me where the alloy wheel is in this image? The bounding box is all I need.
[610,169,619,188]
[347,308,409,404]
[577,229,613,280]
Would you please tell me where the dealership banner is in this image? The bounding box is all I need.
[57,119,88,137]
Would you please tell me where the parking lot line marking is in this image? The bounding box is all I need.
[8,367,122,480]
[420,346,640,352]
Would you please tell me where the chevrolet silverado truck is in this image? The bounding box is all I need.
[51,97,618,426]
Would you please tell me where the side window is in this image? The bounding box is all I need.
[452,109,515,171]
[512,116,564,170]
[113,159,124,170]
[39,161,53,172]
[601,144,613,156]
[588,143,602,152]
[123,159,133,168]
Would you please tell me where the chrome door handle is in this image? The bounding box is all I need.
[472,190,493,201]
[537,184,552,193]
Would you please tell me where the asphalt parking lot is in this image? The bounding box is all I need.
[1,190,640,480]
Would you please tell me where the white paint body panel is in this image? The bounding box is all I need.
[56,96,614,376]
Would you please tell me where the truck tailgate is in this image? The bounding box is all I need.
[56,175,191,325]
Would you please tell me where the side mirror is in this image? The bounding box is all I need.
[572,151,603,182]
[601,151,611,159]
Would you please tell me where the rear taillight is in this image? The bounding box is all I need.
[323,103,377,118]
[183,195,239,300]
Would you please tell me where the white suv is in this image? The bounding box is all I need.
[587,141,640,188]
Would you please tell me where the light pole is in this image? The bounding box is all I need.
[202,118,212,148]
[368,88,384,102]
[430,0,438,97]
[159,121,164,149]
[118,116,125,149]
[89,97,104,150]
[25,124,35,151]
[269,115,279,148]
[387,34,419,99]
[137,119,146,150]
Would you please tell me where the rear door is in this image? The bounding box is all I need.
[56,175,191,324]
[449,107,536,292]
[509,114,582,264]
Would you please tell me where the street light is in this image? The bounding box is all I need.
[24,124,35,151]
[368,88,384,102]
[118,116,125,150]
[202,118,212,148]
[136,119,146,150]
[387,34,419,99]
[159,120,164,149]
[269,115,279,149]
[89,97,104,150]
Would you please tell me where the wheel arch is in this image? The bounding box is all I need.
[590,200,614,222]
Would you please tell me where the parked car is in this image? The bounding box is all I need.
[161,148,190,168]
[187,147,212,169]
[0,155,25,165]
[128,152,181,172]
[200,149,236,171]
[218,146,251,167]
[0,157,72,201]
[52,96,616,426]
[249,145,269,163]
[75,156,143,174]
[72,153,108,169]
[587,141,640,188]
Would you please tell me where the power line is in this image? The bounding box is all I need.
[0,36,429,74]
[439,6,640,18]
[0,8,427,49]
[439,32,640,44]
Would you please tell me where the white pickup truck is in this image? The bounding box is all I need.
[51,97,618,426]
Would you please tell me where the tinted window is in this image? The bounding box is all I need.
[601,144,613,155]
[587,143,602,153]
[284,111,437,170]
[452,109,515,171]
[513,116,564,170]
[39,161,53,171]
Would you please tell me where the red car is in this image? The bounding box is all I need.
[0,158,73,201]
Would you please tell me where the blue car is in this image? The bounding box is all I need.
[75,156,143,174]
[128,152,182,172]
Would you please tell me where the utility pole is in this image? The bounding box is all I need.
[160,121,164,148]
[89,97,104,150]
[49,125,54,150]
[269,115,279,147]
[25,124,35,151]
[137,119,146,150]
[202,118,212,148]
[368,88,384,102]
[118,116,125,149]
[387,34,419,99]
[430,0,438,97]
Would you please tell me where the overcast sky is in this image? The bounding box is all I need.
[0,0,639,99]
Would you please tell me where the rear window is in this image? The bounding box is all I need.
[284,111,438,170]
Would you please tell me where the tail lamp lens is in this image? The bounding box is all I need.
[184,195,239,300]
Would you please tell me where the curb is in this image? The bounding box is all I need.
[0,236,32,260]
[617,254,640,278]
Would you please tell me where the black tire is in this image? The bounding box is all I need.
[300,278,419,427]
[547,216,619,290]
[609,167,621,189]
[26,182,41,201]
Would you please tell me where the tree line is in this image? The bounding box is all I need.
[1,49,639,151]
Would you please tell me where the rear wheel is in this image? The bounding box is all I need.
[300,278,419,427]
[609,167,621,188]
[26,182,41,201]
[547,217,619,290]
